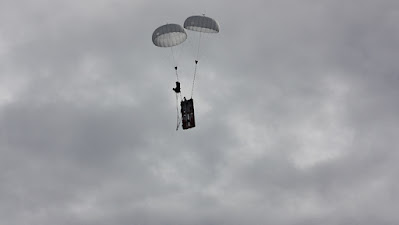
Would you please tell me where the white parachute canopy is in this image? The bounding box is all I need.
[152,24,187,47]
[184,15,219,33]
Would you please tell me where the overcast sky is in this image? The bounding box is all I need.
[1,0,399,224]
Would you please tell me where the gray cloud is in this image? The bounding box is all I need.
[1,0,399,224]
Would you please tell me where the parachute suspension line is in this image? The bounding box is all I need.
[171,46,177,69]
[191,32,202,99]
[191,61,198,98]
[196,31,202,61]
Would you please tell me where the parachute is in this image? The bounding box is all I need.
[152,24,187,47]
[152,23,187,78]
[183,15,219,98]
[184,15,220,33]
[152,16,219,131]
[152,24,187,130]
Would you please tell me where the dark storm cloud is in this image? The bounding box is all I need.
[1,0,399,224]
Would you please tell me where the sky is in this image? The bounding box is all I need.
[1,0,399,224]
